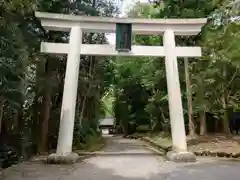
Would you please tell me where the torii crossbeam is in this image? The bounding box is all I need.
[35,11,207,164]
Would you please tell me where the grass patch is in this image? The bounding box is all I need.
[74,135,106,153]
[142,132,172,150]
[136,125,151,132]
[143,133,240,158]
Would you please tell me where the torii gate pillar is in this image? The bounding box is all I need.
[164,29,195,162]
[47,26,82,164]
[35,11,206,164]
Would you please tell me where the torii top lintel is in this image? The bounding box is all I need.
[35,12,207,36]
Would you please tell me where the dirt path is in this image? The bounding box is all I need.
[1,135,240,180]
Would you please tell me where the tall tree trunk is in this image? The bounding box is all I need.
[78,0,96,125]
[79,95,87,127]
[199,111,206,135]
[79,59,93,126]
[214,119,219,133]
[38,60,52,153]
[34,62,43,153]
[184,57,196,138]
[0,102,4,134]
[221,64,230,135]
[197,76,206,136]
[221,95,230,135]
[92,0,96,7]
[39,89,52,153]
[13,111,20,132]
[33,96,41,153]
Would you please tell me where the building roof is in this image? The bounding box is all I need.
[99,117,115,126]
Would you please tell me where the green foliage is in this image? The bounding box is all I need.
[0,0,119,167]
[113,0,240,136]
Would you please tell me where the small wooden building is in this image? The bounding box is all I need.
[99,118,115,134]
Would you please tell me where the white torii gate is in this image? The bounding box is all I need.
[35,11,206,163]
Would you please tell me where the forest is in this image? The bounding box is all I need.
[113,0,240,137]
[0,0,240,168]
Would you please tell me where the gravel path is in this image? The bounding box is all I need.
[1,135,240,180]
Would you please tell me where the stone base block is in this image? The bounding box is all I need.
[46,152,79,164]
[166,151,196,163]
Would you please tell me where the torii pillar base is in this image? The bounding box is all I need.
[47,153,79,164]
[166,151,196,163]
